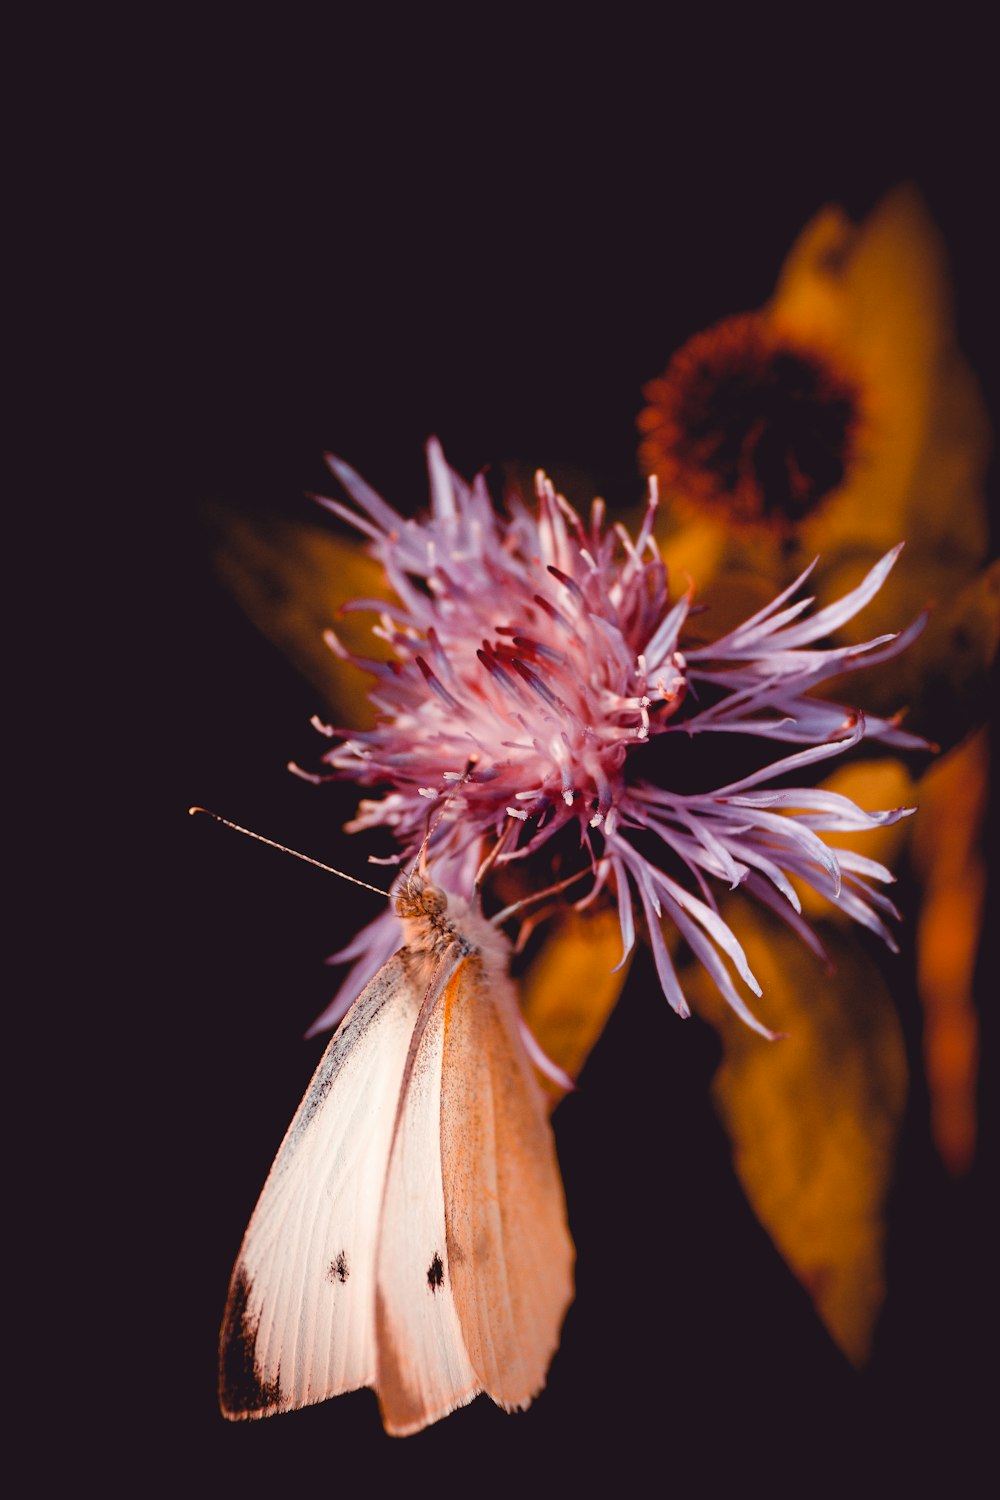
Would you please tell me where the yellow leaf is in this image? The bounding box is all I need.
[205,505,392,725]
[519,905,631,1092]
[687,906,907,1365]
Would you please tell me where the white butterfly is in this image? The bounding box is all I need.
[219,870,575,1436]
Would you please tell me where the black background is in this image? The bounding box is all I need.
[105,22,998,1496]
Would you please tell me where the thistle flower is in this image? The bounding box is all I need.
[303,441,925,1045]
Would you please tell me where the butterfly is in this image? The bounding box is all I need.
[218,867,575,1436]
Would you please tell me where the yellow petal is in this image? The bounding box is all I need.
[206,505,392,725]
[909,729,989,1175]
[776,187,989,570]
[519,905,632,1092]
[795,759,916,925]
[688,907,907,1365]
[659,512,788,641]
[654,510,730,601]
[827,557,1000,752]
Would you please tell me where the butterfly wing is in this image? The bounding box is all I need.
[439,952,575,1410]
[219,952,421,1419]
[221,915,574,1433]
[374,953,480,1436]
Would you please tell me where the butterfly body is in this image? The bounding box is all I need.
[220,874,574,1436]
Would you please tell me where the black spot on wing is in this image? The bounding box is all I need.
[427,1253,445,1291]
[219,1265,283,1417]
[328,1251,349,1284]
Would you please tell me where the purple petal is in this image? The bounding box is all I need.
[761,545,904,648]
[325,452,406,534]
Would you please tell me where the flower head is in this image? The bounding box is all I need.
[640,187,990,606]
[304,441,925,1043]
[638,311,861,530]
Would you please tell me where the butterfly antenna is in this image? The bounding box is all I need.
[189,808,388,898]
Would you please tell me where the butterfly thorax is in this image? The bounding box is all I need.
[394,874,511,981]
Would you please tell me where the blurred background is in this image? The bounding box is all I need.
[130,23,996,1494]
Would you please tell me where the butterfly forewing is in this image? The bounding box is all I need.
[219,955,421,1419]
[440,953,575,1409]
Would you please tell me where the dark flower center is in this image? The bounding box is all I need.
[639,313,860,527]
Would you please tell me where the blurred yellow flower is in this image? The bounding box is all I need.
[642,187,994,685]
[639,185,996,1361]
[638,308,861,532]
[771,188,989,588]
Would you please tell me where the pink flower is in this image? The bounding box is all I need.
[301,440,925,1044]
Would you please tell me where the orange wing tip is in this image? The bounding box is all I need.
[379,1378,554,1437]
[487,1371,554,1415]
[379,1381,482,1439]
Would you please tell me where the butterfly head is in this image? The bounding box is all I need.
[394,873,448,922]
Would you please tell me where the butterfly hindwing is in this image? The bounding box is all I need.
[219,954,421,1419]
[440,952,575,1410]
[374,954,480,1436]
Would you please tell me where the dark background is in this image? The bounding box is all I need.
[114,24,997,1495]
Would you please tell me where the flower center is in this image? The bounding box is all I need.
[639,313,860,527]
